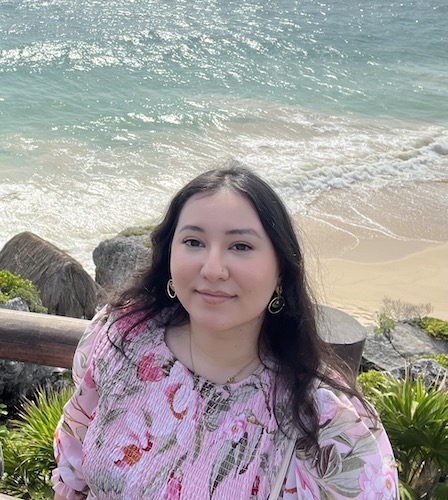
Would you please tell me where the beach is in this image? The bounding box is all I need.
[300,181,448,325]
[1,0,447,327]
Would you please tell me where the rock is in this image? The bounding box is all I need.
[362,322,448,372]
[0,232,100,319]
[0,359,70,412]
[0,297,29,312]
[93,226,152,291]
[389,358,448,390]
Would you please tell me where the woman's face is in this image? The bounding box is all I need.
[170,190,279,335]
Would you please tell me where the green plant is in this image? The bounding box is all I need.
[120,229,148,237]
[1,386,73,499]
[0,270,47,313]
[357,369,387,403]
[374,312,396,335]
[417,317,448,341]
[432,354,448,369]
[0,402,8,442]
[371,373,448,498]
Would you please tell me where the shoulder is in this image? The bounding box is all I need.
[284,385,399,499]
[72,305,113,385]
[313,384,385,451]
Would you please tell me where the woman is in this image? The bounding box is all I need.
[53,165,399,499]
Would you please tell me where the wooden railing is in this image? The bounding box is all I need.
[0,306,366,373]
[0,309,88,369]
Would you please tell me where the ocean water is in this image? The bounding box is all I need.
[1,0,447,272]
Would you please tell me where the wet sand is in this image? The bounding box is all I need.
[296,181,448,325]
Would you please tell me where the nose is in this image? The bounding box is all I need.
[200,248,229,281]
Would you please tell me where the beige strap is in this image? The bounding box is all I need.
[268,437,296,499]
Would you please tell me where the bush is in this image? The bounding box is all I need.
[1,386,73,499]
[378,297,432,323]
[0,270,47,313]
[357,369,387,403]
[417,317,448,341]
[374,312,396,335]
[370,374,448,498]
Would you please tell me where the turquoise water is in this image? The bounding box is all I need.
[1,0,447,269]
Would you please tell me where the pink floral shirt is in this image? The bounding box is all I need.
[52,307,399,499]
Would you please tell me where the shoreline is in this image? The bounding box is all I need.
[309,243,447,326]
[297,181,448,325]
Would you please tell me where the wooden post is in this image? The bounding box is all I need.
[0,309,87,369]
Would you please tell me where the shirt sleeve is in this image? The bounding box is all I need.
[282,387,399,499]
[52,306,110,500]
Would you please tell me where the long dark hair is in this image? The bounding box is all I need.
[111,163,364,450]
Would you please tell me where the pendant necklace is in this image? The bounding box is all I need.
[189,332,258,384]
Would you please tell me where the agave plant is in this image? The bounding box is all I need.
[1,385,73,499]
[371,372,448,498]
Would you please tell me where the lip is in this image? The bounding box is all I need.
[196,289,235,304]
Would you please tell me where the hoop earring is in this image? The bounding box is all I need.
[166,279,177,299]
[268,286,285,314]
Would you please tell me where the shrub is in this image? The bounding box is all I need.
[371,374,448,498]
[374,312,396,335]
[0,270,47,313]
[417,317,448,341]
[357,369,387,403]
[378,297,433,323]
[1,386,73,499]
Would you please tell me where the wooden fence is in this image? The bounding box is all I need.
[0,309,87,369]
[0,305,366,372]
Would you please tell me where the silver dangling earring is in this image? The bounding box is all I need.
[268,285,285,314]
[166,279,177,299]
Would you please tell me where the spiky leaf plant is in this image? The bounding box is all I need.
[371,373,448,498]
[1,386,73,499]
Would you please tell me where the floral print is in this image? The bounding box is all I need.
[359,462,397,499]
[53,307,399,499]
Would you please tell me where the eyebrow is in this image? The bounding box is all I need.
[178,225,262,239]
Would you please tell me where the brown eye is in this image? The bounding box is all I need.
[231,243,253,251]
[184,238,203,248]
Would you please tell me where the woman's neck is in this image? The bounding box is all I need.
[166,320,262,384]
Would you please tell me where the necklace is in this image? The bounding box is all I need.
[189,332,258,384]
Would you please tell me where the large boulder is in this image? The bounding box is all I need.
[0,359,68,412]
[0,232,99,319]
[93,226,152,291]
[362,322,448,372]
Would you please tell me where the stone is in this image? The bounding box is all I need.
[0,297,29,312]
[362,322,448,372]
[0,232,100,319]
[93,226,152,291]
[389,358,448,390]
[0,359,69,412]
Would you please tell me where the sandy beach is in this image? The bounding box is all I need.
[298,181,448,325]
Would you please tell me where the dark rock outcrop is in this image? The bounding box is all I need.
[93,226,152,291]
[0,297,29,312]
[0,232,100,319]
[389,358,448,390]
[362,322,447,372]
[0,359,68,412]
